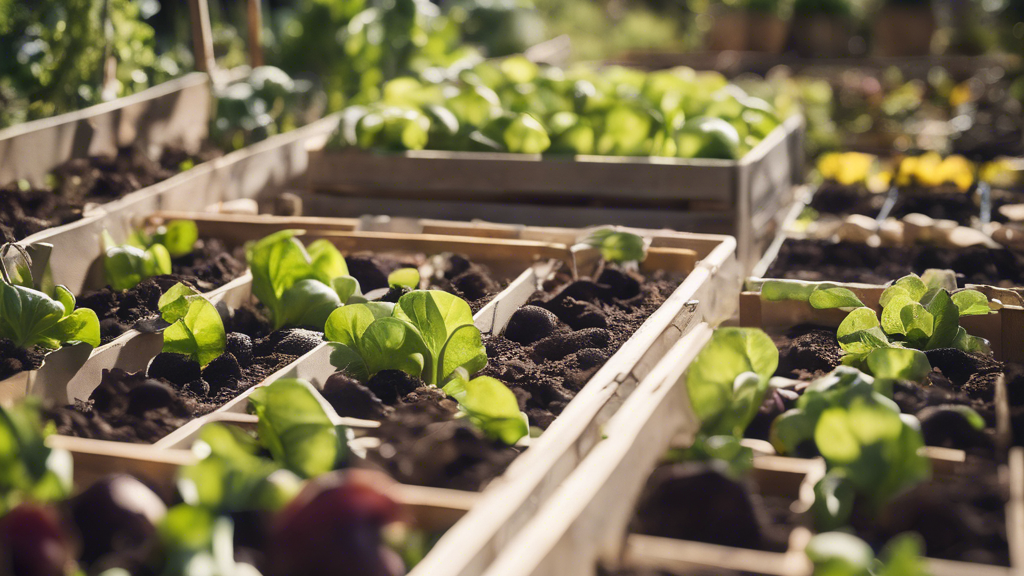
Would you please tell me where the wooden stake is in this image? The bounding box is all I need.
[188,0,216,74]
[247,0,264,68]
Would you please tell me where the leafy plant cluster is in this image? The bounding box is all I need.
[0,0,181,129]
[326,289,528,444]
[807,531,929,576]
[0,243,100,353]
[103,221,200,292]
[329,57,783,160]
[684,328,938,536]
[582,229,647,264]
[247,230,368,331]
[211,66,320,152]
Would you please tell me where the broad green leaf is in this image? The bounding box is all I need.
[247,230,315,322]
[328,344,370,381]
[332,275,362,304]
[306,240,348,285]
[810,473,856,533]
[53,286,75,316]
[160,505,215,551]
[837,308,889,355]
[952,290,990,316]
[443,373,528,445]
[394,290,475,383]
[439,324,488,384]
[248,379,341,478]
[686,328,778,436]
[586,231,646,263]
[815,407,862,463]
[879,275,927,307]
[952,327,991,355]
[103,244,147,292]
[388,268,421,289]
[806,531,874,574]
[865,348,931,382]
[159,283,202,323]
[898,302,934,343]
[598,105,654,156]
[155,220,199,258]
[924,290,959,350]
[43,308,101,348]
[325,302,394,346]
[877,533,929,576]
[760,280,817,302]
[921,269,957,292]
[809,287,864,310]
[276,279,342,331]
[0,282,66,349]
[880,293,915,335]
[162,297,226,367]
[143,244,172,279]
[359,318,429,380]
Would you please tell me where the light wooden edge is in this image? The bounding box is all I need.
[0,73,210,141]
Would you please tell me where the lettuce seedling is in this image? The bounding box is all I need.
[0,246,100,351]
[807,532,929,576]
[128,220,200,259]
[0,400,73,515]
[247,230,361,330]
[442,368,529,445]
[686,327,779,437]
[157,283,226,367]
[583,228,647,264]
[102,230,172,292]
[811,395,931,531]
[326,290,487,386]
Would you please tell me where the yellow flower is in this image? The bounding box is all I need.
[817,152,877,186]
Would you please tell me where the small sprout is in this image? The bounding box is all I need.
[102,231,172,292]
[442,368,529,445]
[388,268,420,290]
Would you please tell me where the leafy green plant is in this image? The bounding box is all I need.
[583,229,647,264]
[0,245,100,351]
[102,230,172,292]
[0,400,73,516]
[246,230,360,330]
[807,532,929,576]
[128,220,199,259]
[157,283,226,368]
[442,368,529,444]
[686,328,779,437]
[810,395,931,531]
[326,290,486,386]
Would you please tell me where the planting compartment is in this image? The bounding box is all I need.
[478,319,1024,576]
[40,218,739,576]
[304,114,803,271]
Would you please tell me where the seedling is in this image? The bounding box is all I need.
[128,220,199,259]
[583,229,647,264]
[157,283,226,367]
[247,230,363,330]
[102,230,172,292]
[442,368,529,445]
[807,532,929,576]
[388,268,421,289]
[0,244,100,351]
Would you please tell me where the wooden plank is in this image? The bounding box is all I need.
[188,0,216,73]
[246,0,264,68]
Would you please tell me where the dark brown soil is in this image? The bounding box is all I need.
[43,306,318,444]
[427,254,506,313]
[76,239,248,343]
[810,183,886,217]
[890,187,979,225]
[482,267,680,429]
[767,239,1024,287]
[0,145,222,243]
[631,461,794,553]
[856,468,1009,566]
[0,338,48,380]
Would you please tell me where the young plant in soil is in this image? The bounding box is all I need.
[0,244,101,380]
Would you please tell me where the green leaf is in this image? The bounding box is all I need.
[921,269,957,292]
[328,344,370,381]
[584,230,646,263]
[879,275,927,307]
[276,279,342,331]
[247,230,316,324]
[815,407,863,463]
[332,275,363,304]
[325,303,392,348]
[439,324,488,384]
[154,220,199,258]
[811,472,856,532]
[899,302,934,343]
[865,348,931,382]
[42,308,101,348]
[880,293,915,335]
[686,328,778,436]
[877,533,929,576]
[0,282,67,349]
[924,290,959,350]
[443,373,528,445]
[52,286,75,315]
[504,113,550,154]
[760,280,817,302]
[837,308,889,355]
[306,239,348,285]
[388,268,421,289]
[952,290,991,316]
[160,505,215,552]
[0,401,73,516]
[144,244,172,278]
[806,531,874,575]
[248,379,342,479]
[159,282,202,323]
[162,296,226,367]
[394,290,476,384]
[952,327,991,355]
[358,318,429,380]
[103,244,147,292]
[809,287,864,310]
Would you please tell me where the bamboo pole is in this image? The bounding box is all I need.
[247,0,264,68]
[187,0,216,74]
